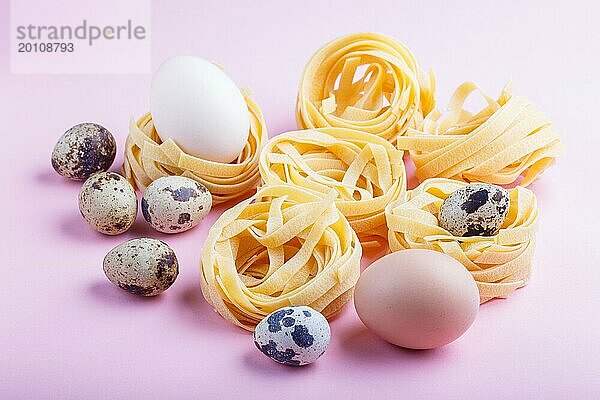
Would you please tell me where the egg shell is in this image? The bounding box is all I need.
[354,249,480,350]
[150,56,250,163]
[141,176,212,234]
[253,306,330,366]
[103,238,178,296]
[438,183,510,237]
[51,122,116,180]
[78,172,137,235]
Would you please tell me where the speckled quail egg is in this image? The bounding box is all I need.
[253,306,330,366]
[78,172,137,235]
[103,238,178,296]
[141,176,212,234]
[51,123,116,180]
[438,183,510,237]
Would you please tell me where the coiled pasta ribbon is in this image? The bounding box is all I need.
[259,127,405,248]
[296,32,435,144]
[123,92,267,204]
[386,178,538,303]
[396,82,563,186]
[200,185,362,330]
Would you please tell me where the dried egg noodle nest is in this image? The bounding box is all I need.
[123,92,266,204]
[396,82,563,186]
[200,185,362,330]
[296,32,435,144]
[385,178,538,303]
[259,127,405,247]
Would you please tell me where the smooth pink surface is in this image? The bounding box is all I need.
[2,1,599,399]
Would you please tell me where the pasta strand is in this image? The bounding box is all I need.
[297,32,435,145]
[200,185,362,330]
[385,178,538,302]
[260,127,406,248]
[396,82,563,186]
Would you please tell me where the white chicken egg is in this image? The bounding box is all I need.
[150,56,250,163]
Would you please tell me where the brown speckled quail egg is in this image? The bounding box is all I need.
[253,306,331,366]
[103,238,178,296]
[141,176,212,234]
[438,183,510,237]
[51,122,116,180]
[79,172,137,235]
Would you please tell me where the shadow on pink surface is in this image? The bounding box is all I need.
[337,322,451,364]
[242,348,319,374]
[87,280,163,305]
[175,283,242,333]
[35,169,81,187]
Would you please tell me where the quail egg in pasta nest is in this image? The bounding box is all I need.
[438,183,510,237]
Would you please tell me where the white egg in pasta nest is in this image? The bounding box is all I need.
[150,55,250,164]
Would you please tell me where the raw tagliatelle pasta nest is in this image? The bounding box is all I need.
[259,127,405,248]
[123,92,267,204]
[385,178,538,303]
[397,82,563,187]
[296,32,435,145]
[200,185,362,330]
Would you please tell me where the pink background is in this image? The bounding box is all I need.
[2,1,599,399]
[9,0,151,73]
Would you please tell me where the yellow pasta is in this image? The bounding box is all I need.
[296,32,435,145]
[200,185,362,330]
[123,92,267,204]
[259,127,405,248]
[397,82,563,186]
[386,178,538,303]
